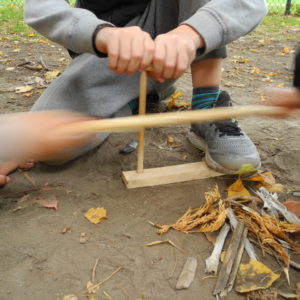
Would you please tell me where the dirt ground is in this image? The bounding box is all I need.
[0,24,300,300]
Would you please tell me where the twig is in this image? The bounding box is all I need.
[205,223,230,274]
[119,287,130,300]
[176,257,198,290]
[91,256,101,283]
[39,56,49,70]
[85,266,122,294]
[146,240,186,253]
[213,222,245,296]
[103,290,114,299]
[19,170,36,187]
[228,208,257,260]
[17,61,30,67]
[225,227,248,295]
[24,65,42,71]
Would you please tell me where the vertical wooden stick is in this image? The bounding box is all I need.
[137,71,147,174]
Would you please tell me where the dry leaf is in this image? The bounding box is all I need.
[6,67,15,71]
[235,259,280,293]
[80,232,88,244]
[61,226,71,234]
[13,48,20,52]
[0,51,3,56]
[45,70,62,80]
[85,207,107,224]
[23,92,33,97]
[276,83,285,88]
[250,66,260,75]
[204,232,218,245]
[15,85,34,93]
[171,91,183,100]
[227,178,250,197]
[167,136,175,145]
[34,196,58,210]
[283,200,300,217]
[282,47,290,53]
[62,295,78,300]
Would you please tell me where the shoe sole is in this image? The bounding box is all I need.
[187,131,260,175]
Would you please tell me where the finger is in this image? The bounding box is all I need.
[116,34,131,74]
[107,33,120,71]
[152,39,166,80]
[173,48,189,78]
[162,40,177,79]
[139,37,154,71]
[126,36,144,75]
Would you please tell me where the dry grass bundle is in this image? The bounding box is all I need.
[155,185,223,234]
[234,209,290,266]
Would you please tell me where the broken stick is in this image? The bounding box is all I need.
[176,257,198,290]
[213,222,245,296]
[205,223,230,274]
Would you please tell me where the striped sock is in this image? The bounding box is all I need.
[192,86,220,110]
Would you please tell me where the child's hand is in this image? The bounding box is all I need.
[95,26,155,75]
[263,87,300,117]
[0,111,96,162]
[148,25,204,82]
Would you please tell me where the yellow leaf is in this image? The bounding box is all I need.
[37,64,43,69]
[249,49,258,52]
[84,207,107,224]
[227,178,250,197]
[171,91,183,100]
[224,81,232,87]
[0,51,4,56]
[6,67,15,71]
[241,58,250,63]
[261,77,273,82]
[38,39,47,43]
[282,47,290,53]
[247,172,275,186]
[15,86,34,93]
[235,259,280,293]
[28,32,36,37]
[23,92,33,97]
[13,48,20,52]
[45,70,62,80]
[276,83,285,88]
[61,296,78,300]
[250,66,260,75]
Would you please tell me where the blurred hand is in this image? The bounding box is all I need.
[263,87,300,117]
[0,111,96,162]
[148,25,204,82]
[95,26,155,75]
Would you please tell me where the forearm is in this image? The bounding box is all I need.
[24,0,114,55]
[182,0,267,54]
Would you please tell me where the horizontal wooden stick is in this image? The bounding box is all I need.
[56,105,285,135]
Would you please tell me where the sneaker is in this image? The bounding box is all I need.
[187,91,261,174]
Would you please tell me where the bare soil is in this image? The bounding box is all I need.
[0,27,300,300]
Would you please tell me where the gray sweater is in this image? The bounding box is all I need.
[24,0,267,57]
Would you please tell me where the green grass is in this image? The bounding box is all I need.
[253,15,300,39]
[0,4,30,38]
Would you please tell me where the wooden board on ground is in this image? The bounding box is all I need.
[122,161,223,189]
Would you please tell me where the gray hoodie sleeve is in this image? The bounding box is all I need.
[24,0,114,56]
[182,0,267,54]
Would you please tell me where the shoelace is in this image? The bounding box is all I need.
[213,119,243,137]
